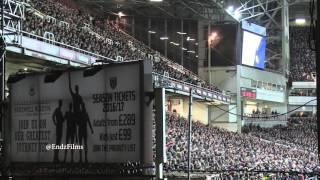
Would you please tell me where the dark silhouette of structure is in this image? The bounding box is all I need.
[68,72,83,114]
[68,71,83,160]
[64,103,77,162]
[78,103,94,163]
[52,99,64,162]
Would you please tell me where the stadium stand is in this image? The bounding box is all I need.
[289,26,316,82]
[12,0,318,178]
[166,112,318,173]
[23,0,222,93]
[243,117,317,152]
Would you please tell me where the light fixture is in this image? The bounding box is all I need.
[195,55,199,58]
[148,30,156,34]
[23,67,28,71]
[186,37,195,41]
[195,42,198,45]
[295,18,306,25]
[209,32,218,41]
[177,32,187,35]
[118,11,124,17]
[226,6,234,13]
[160,36,169,40]
[182,47,187,51]
[150,0,163,1]
[187,50,195,53]
[170,42,180,46]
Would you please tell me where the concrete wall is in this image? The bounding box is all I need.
[198,66,237,93]
[211,123,238,132]
[239,65,287,86]
[289,96,317,105]
[209,105,236,123]
[182,98,208,124]
[168,96,209,124]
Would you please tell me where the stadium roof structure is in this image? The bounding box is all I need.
[78,0,231,21]
[77,0,313,71]
[78,0,312,25]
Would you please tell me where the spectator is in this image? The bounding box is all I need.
[289,26,316,82]
[23,0,222,93]
[166,112,318,174]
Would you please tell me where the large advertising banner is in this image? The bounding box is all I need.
[10,62,142,163]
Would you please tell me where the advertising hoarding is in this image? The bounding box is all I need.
[9,62,147,163]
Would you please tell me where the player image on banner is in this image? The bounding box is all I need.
[9,62,143,163]
[78,103,94,163]
[64,103,77,162]
[52,99,64,162]
[67,71,94,163]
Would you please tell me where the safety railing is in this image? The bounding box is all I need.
[243,113,287,121]
[21,31,116,62]
[153,72,230,103]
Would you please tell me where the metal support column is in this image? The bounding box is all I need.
[148,18,151,47]
[236,65,242,133]
[131,16,135,37]
[315,0,320,162]
[180,19,184,66]
[0,0,6,139]
[208,24,212,84]
[155,88,166,180]
[187,88,193,180]
[281,0,290,75]
[164,19,168,57]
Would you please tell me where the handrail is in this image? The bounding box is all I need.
[27,5,218,90]
[20,30,225,97]
[11,29,227,98]
[20,31,117,62]
[153,72,228,98]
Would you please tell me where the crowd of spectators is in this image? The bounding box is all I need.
[23,0,222,93]
[243,117,317,152]
[290,26,316,82]
[166,112,318,174]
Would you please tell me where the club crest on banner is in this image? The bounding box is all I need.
[109,77,117,90]
[29,87,35,96]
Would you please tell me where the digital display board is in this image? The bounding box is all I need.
[241,31,266,69]
[241,87,257,99]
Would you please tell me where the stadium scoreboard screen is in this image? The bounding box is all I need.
[8,61,151,163]
[241,21,267,69]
